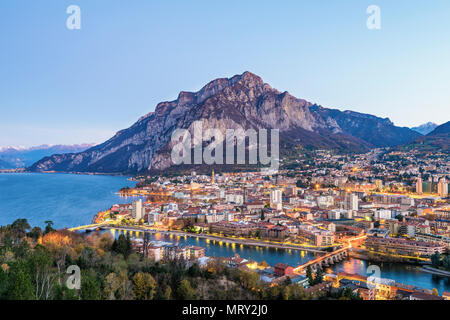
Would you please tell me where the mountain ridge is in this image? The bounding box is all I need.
[0,144,95,168]
[29,71,422,173]
[411,122,438,135]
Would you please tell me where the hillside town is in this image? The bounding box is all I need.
[89,148,450,300]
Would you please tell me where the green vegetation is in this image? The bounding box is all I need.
[430,251,450,271]
[0,218,317,300]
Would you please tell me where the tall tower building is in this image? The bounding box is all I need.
[211,170,215,185]
[344,193,358,211]
[416,177,423,194]
[438,178,448,197]
[132,199,143,222]
[270,189,282,210]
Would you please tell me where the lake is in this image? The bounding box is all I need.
[0,173,135,228]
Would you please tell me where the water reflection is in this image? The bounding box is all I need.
[107,230,450,293]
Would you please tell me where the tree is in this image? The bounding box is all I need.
[162,285,172,300]
[431,251,441,268]
[443,255,450,271]
[306,266,314,286]
[132,272,156,300]
[314,268,324,285]
[28,245,57,300]
[238,270,260,291]
[44,221,54,234]
[7,262,34,300]
[28,226,42,241]
[432,288,439,296]
[260,210,265,221]
[81,270,101,300]
[11,218,31,239]
[177,279,197,300]
[112,234,133,259]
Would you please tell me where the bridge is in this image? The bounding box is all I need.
[293,235,367,274]
[293,247,349,273]
[68,223,105,232]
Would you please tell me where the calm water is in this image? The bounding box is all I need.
[115,231,450,294]
[0,173,136,228]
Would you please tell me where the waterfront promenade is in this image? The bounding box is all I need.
[70,223,328,254]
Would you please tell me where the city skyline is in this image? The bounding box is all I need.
[1,1,450,147]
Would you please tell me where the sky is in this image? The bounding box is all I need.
[1,0,449,147]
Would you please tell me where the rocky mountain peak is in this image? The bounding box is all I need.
[29,72,423,173]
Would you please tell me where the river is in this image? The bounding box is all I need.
[111,230,450,294]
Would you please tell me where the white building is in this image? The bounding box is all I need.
[438,178,448,197]
[317,196,334,208]
[375,209,391,220]
[270,189,282,210]
[416,177,423,194]
[344,193,358,211]
[131,199,144,222]
[225,194,243,205]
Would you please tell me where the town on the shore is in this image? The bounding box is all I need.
[86,148,450,300]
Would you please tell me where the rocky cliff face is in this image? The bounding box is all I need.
[29,71,422,173]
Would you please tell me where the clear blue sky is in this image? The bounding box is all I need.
[1,0,449,147]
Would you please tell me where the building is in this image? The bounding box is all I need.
[274,263,293,277]
[147,211,160,225]
[438,178,448,197]
[375,209,391,220]
[298,224,334,246]
[131,199,144,222]
[410,291,445,300]
[270,189,282,210]
[375,179,383,190]
[364,236,446,257]
[416,177,423,194]
[399,223,416,238]
[189,246,205,259]
[344,193,358,211]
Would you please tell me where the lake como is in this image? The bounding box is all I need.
[0,173,135,228]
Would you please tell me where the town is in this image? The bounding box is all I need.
[76,147,450,300]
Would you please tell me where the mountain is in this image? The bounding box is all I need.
[428,121,450,136]
[411,122,438,135]
[29,72,421,174]
[0,144,95,168]
[0,158,14,170]
[401,121,449,152]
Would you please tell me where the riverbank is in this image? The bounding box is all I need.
[420,266,450,277]
[349,249,430,266]
[100,225,327,254]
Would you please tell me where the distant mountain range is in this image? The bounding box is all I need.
[30,72,423,174]
[0,144,95,169]
[411,122,438,135]
[401,121,450,152]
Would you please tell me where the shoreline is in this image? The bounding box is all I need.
[98,225,327,254]
[420,265,450,277]
[349,250,430,266]
[0,170,132,177]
